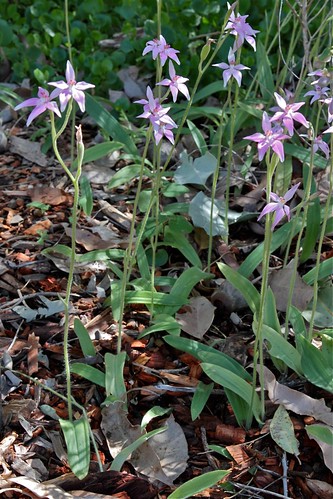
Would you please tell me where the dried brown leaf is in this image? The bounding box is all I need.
[176,296,216,339]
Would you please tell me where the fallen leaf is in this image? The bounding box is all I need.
[9,136,47,166]
[269,261,313,312]
[262,367,333,426]
[24,219,52,235]
[176,296,216,339]
[306,424,333,473]
[29,186,70,205]
[8,475,74,498]
[101,402,188,485]
[306,478,333,498]
[270,405,300,458]
[65,227,126,251]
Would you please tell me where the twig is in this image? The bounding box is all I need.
[281,452,289,497]
[230,482,290,499]
[0,291,77,310]
[200,426,219,470]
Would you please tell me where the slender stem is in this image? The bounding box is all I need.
[64,0,76,166]
[251,152,278,421]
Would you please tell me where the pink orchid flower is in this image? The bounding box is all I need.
[213,48,250,87]
[156,61,190,102]
[244,111,289,162]
[48,60,95,112]
[270,92,309,136]
[142,35,180,66]
[258,182,301,230]
[225,2,259,51]
[14,87,61,126]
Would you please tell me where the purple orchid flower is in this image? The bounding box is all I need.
[258,182,301,230]
[308,68,331,88]
[244,111,289,162]
[313,135,330,159]
[14,87,61,126]
[213,48,250,87]
[156,61,190,102]
[321,97,333,123]
[48,61,95,113]
[270,92,309,136]
[153,121,177,145]
[225,2,259,51]
[142,35,180,66]
[304,85,329,105]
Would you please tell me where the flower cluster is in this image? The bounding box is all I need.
[305,67,333,139]
[213,3,257,88]
[14,61,95,126]
[138,35,190,145]
[245,92,309,162]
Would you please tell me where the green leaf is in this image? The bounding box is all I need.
[187,119,207,155]
[74,318,96,357]
[201,363,262,424]
[302,285,333,328]
[141,406,172,429]
[59,417,90,479]
[138,314,181,337]
[238,219,302,278]
[255,40,275,102]
[174,151,217,186]
[302,258,333,285]
[284,143,328,170]
[110,427,166,472]
[105,352,127,399]
[191,381,214,420]
[306,424,333,446]
[300,167,321,262]
[298,335,333,393]
[270,405,299,457]
[108,164,151,189]
[164,335,251,381]
[85,94,137,155]
[261,324,303,375]
[79,175,93,216]
[168,470,230,499]
[189,192,227,236]
[217,263,260,315]
[73,141,123,169]
[70,363,105,387]
[164,226,202,268]
[42,244,72,258]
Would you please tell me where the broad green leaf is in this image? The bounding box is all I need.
[71,363,105,387]
[174,151,217,186]
[164,226,202,268]
[218,263,260,314]
[301,167,321,262]
[85,94,137,155]
[164,335,251,381]
[108,164,151,189]
[189,192,227,236]
[284,143,328,170]
[141,406,172,429]
[110,427,166,472]
[168,470,230,499]
[261,324,303,375]
[239,219,302,278]
[74,318,96,357]
[187,119,207,155]
[201,363,262,424]
[306,424,333,446]
[256,40,274,102]
[139,314,181,337]
[208,445,232,459]
[79,175,93,216]
[191,382,214,421]
[192,81,226,103]
[73,141,123,169]
[302,285,333,328]
[298,335,333,393]
[59,417,90,479]
[303,258,333,285]
[105,352,127,399]
[270,405,299,457]
[42,244,72,258]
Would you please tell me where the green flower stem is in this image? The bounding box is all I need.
[308,133,333,336]
[116,127,153,353]
[50,105,82,421]
[207,90,231,270]
[252,152,278,421]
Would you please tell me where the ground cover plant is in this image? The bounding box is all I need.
[0,0,332,497]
